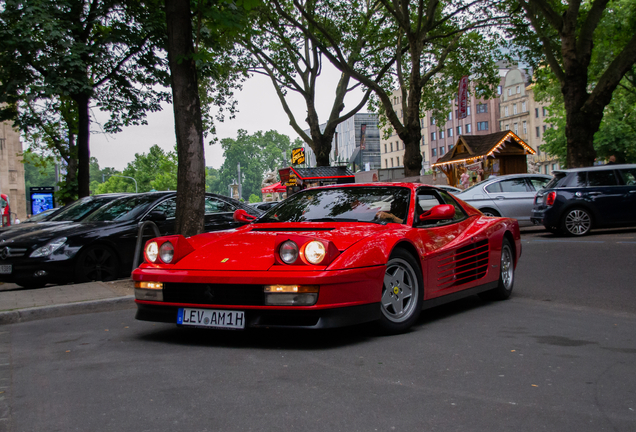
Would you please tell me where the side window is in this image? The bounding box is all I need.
[529,178,550,191]
[205,197,234,214]
[498,179,531,192]
[588,170,618,186]
[152,198,177,219]
[437,190,467,221]
[619,169,636,185]
[568,172,587,187]
[415,192,442,214]
[485,182,502,193]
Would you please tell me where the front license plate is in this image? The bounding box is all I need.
[0,265,11,274]
[177,308,245,330]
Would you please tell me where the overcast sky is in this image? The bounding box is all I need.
[89,64,367,171]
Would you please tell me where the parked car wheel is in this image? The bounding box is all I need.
[479,238,515,301]
[75,245,120,283]
[561,208,592,236]
[378,249,423,334]
[480,208,501,217]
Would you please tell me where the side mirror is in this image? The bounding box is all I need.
[419,204,455,222]
[233,209,257,223]
[146,210,167,222]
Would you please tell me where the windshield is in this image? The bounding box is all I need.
[258,186,411,224]
[82,195,164,222]
[48,196,120,222]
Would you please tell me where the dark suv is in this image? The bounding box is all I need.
[531,164,636,236]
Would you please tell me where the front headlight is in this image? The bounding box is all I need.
[304,241,326,264]
[279,240,299,264]
[159,241,174,263]
[30,237,67,258]
[145,241,159,263]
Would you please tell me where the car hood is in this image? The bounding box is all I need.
[173,222,391,271]
[0,221,75,241]
[0,220,132,247]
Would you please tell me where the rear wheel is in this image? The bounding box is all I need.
[378,249,423,334]
[74,245,120,283]
[561,208,592,236]
[479,238,515,301]
[480,208,501,217]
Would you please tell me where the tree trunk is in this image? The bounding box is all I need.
[166,0,206,237]
[75,93,91,198]
[400,79,424,177]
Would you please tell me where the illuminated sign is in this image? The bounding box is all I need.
[291,148,305,165]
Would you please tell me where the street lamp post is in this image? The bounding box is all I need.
[109,175,138,193]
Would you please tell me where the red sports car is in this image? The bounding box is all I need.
[133,183,521,334]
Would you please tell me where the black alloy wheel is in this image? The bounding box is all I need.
[378,249,423,334]
[75,245,120,283]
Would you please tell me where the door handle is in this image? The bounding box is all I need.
[495,196,505,200]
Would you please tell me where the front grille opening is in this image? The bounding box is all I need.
[163,283,264,306]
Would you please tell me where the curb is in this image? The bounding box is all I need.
[0,295,136,325]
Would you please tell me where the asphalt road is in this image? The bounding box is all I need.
[2,227,635,432]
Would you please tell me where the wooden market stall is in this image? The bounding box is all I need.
[432,131,536,187]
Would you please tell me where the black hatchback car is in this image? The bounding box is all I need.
[531,164,636,236]
[0,192,262,288]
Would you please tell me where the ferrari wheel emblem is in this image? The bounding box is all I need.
[393,286,400,295]
[221,258,229,263]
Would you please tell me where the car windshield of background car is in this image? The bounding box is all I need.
[258,187,411,224]
[48,196,115,222]
[82,195,160,222]
[27,207,59,222]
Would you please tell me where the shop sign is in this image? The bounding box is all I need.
[291,148,305,165]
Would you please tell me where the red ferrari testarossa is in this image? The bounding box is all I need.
[133,183,521,334]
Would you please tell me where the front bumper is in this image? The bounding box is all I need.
[0,258,76,285]
[135,302,381,329]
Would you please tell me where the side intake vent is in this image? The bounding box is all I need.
[436,239,489,289]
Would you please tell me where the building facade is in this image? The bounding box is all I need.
[303,113,381,170]
[0,121,26,222]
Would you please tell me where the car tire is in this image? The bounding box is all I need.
[480,208,501,217]
[560,207,592,236]
[479,237,515,301]
[74,245,120,283]
[378,249,423,334]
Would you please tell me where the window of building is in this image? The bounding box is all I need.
[505,124,509,130]
[421,137,425,146]
[422,151,426,162]
[384,143,387,153]
[513,104,518,115]
[537,145,542,155]
[514,123,518,134]
[522,102,526,112]
[508,88,512,96]
[385,159,388,168]
[467,106,471,116]
[523,121,527,135]
[432,148,437,157]
[431,132,436,141]
[431,117,435,125]
[543,107,547,116]
[391,158,394,167]
[535,108,539,118]
[448,112,452,120]
[516,85,520,94]
[543,125,547,132]
[552,163,557,172]
[449,144,453,150]
[504,106,509,116]
[447,128,453,137]
[390,142,393,152]
[466,123,472,133]
[536,126,540,137]
[477,103,488,113]
[545,165,549,174]
[440,130,445,139]
[396,156,400,166]
[440,146,445,155]
[497,85,502,95]
[420,119,424,128]
[477,121,488,131]
[457,125,462,135]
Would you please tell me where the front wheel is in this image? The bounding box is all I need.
[561,208,592,236]
[479,238,515,301]
[74,245,120,283]
[378,249,423,334]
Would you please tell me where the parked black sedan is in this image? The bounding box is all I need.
[0,192,261,288]
[531,164,636,235]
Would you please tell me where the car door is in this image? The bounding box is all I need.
[203,197,241,231]
[414,188,486,299]
[148,197,177,235]
[584,170,626,226]
[484,178,535,221]
[617,168,636,224]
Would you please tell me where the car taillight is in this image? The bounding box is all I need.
[546,191,556,206]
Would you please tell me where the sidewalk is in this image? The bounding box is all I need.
[0,279,135,325]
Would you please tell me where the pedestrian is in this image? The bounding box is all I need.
[460,169,470,189]
[606,155,616,165]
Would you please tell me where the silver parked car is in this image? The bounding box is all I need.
[456,173,552,223]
